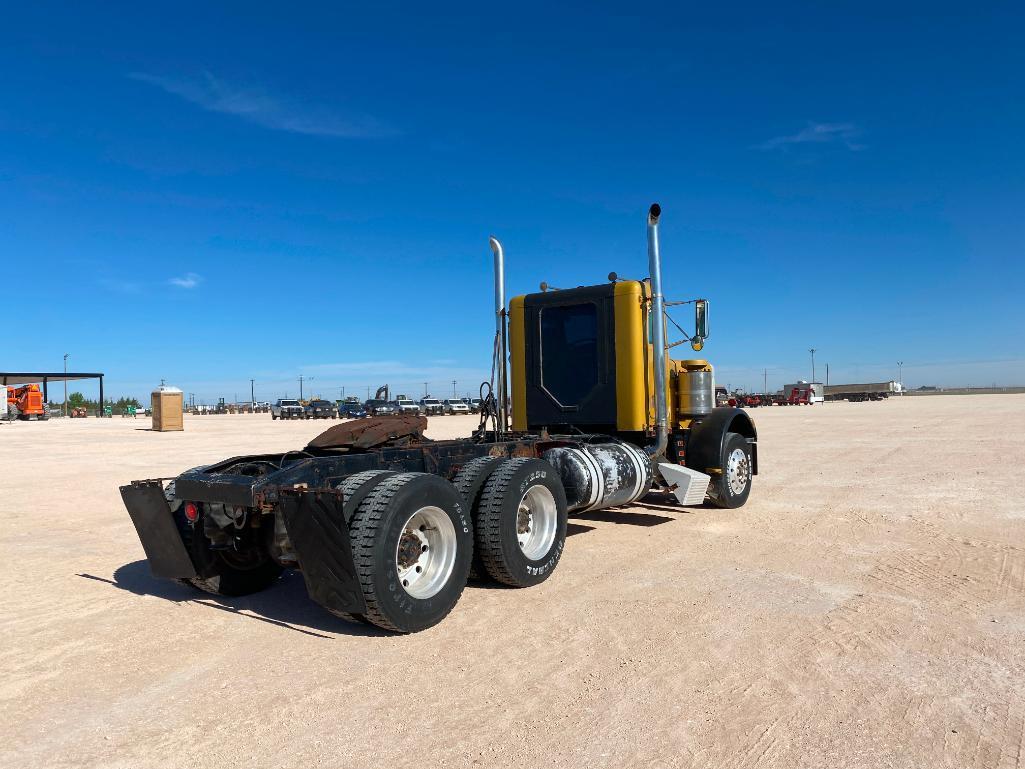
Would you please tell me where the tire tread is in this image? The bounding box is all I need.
[452,456,504,580]
[476,458,530,586]
[348,472,424,633]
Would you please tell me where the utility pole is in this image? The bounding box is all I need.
[897,361,904,390]
[763,368,767,395]
[826,363,830,387]
[452,380,457,397]
[809,348,817,382]
[250,379,255,405]
[298,376,304,400]
[366,385,371,400]
[424,381,428,397]
[63,353,69,417]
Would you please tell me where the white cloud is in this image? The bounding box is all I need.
[759,122,865,151]
[169,272,202,289]
[130,72,396,138]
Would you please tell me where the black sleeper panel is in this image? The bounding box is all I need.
[522,284,618,430]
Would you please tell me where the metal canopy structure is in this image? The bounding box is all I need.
[1,372,105,405]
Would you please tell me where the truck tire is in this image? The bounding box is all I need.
[170,505,283,597]
[349,473,472,633]
[272,413,278,420]
[338,469,397,521]
[322,470,399,624]
[452,456,505,580]
[707,432,752,509]
[475,458,568,588]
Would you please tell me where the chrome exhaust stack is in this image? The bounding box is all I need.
[646,203,669,459]
[489,236,509,433]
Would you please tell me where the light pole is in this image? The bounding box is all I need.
[250,379,255,405]
[63,353,69,417]
[897,361,904,390]
[809,348,817,382]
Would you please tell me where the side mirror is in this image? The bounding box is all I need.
[692,299,709,351]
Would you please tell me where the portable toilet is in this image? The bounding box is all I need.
[152,385,184,432]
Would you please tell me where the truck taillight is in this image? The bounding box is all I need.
[184,502,199,522]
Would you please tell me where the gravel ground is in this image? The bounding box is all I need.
[2,395,1023,769]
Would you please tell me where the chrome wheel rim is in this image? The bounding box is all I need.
[517,485,558,560]
[727,447,750,496]
[395,506,457,599]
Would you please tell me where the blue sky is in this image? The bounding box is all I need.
[2,2,1023,402]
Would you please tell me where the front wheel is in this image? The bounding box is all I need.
[707,432,752,509]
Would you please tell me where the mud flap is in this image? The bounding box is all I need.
[279,491,368,616]
[120,481,198,579]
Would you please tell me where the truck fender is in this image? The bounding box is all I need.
[684,407,758,476]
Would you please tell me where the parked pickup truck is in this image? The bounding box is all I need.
[419,397,444,415]
[271,399,304,420]
[444,398,470,415]
[304,399,337,419]
[393,397,421,416]
[364,399,397,416]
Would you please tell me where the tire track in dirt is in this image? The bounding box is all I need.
[703,593,912,769]
[893,517,1025,608]
[868,552,987,612]
[943,699,1025,769]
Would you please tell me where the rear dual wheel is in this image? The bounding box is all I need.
[349,473,472,633]
[452,456,504,580]
[473,458,568,588]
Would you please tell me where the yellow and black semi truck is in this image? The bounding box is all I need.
[120,204,757,633]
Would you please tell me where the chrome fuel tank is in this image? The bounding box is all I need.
[542,440,653,513]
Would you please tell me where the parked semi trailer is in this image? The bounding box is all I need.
[824,381,900,402]
[120,205,758,633]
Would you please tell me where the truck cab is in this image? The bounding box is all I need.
[394,396,421,416]
[271,399,304,420]
[419,397,444,415]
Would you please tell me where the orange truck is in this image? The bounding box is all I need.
[5,384,48,420]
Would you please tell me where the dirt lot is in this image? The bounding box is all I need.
[2,395,1024,769]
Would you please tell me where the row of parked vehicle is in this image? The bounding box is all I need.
[270,396,483,420]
